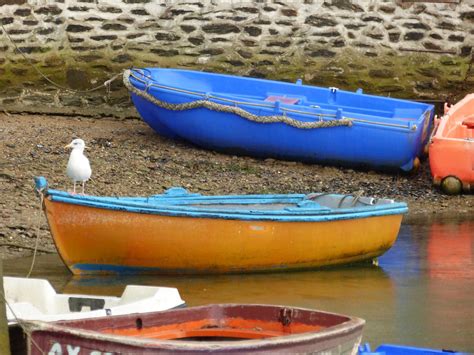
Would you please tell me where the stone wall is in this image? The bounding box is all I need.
[0,0,473,116]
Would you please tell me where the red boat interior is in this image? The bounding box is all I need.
[57,305,351,342]
[100,318,326,340]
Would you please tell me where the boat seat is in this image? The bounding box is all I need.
[462,116,474,129]
[265,95,300,105]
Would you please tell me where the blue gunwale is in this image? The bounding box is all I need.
[37,177,408,222]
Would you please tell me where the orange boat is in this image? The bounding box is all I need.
[429,94,474,194]
[34,177,407,275]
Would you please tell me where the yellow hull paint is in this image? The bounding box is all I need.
[44,198,403,275]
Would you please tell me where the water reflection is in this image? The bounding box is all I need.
[378,221,474,352]
[427,222,474,280]
[3,219,474,352]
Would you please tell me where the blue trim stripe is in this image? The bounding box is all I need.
[35,177,408,222]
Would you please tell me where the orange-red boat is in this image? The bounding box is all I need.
[429,94,474,194]
[19,304,365,354]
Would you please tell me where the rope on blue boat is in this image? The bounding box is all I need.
[123,70,353,129]
[125,70,419,131]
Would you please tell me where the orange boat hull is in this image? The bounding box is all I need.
[429,94,474,192]
[43,198,403,275]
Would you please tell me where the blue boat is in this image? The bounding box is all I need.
[124,68,434,171]
[359,343,470,355]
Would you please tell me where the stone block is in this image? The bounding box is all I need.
[150,48,179,56]
[327,0,363,12]
[0,0,26,4]
[203,23,240,34]
[91,35,118,41]
[305,15,337,27]
[34,6,62,15]
[188,37,204,45]
[404,32,424,41]
[0,17,14,25]
[236,6,259,14]
[281,8,297,17]
[14,8,31,16]
[68,6,90,12]
[66,24,93,33]
[180,25,196,33]
[448,34,464,42]
[102,23,127,31]
[243,26,261,36]
[37,28,55,35]
[155,32,180,41]
[308,49,336,57]
[99,6,122,14]
[131,9,148,15]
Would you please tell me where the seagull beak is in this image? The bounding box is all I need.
[64,143,72,149]
[84,145,89,149]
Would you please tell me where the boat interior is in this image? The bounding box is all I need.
[132,68,432,124]
[438,95,474,140]
[58,305,353,341]
[4,277,162,318]
[49,187,398,213]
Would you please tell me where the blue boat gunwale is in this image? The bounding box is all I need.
[36,177,408,222]
[128,68,433,131]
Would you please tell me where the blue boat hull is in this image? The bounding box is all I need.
[359,343,470,355]
[126,68,434,171]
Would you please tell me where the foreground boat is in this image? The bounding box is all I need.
[124,68,434,171]
[35,176,407,275]
[19,304,365,354]
[429,94,474,194]
[4,276,184,324]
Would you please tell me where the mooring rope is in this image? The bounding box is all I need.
[123,70,353,129]
[26,188,45,279]
[1,22,122,94]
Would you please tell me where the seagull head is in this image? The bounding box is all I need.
[65,138,87,151]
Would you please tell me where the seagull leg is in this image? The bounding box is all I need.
[81,181,86,195]
[73,181,76,194]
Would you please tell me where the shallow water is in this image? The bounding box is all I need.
[4,219,474,352]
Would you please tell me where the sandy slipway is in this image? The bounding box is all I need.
[1,113,473,260]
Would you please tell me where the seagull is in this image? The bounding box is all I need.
[64,138,91,194]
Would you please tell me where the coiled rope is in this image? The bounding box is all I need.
[123,70,353,130]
